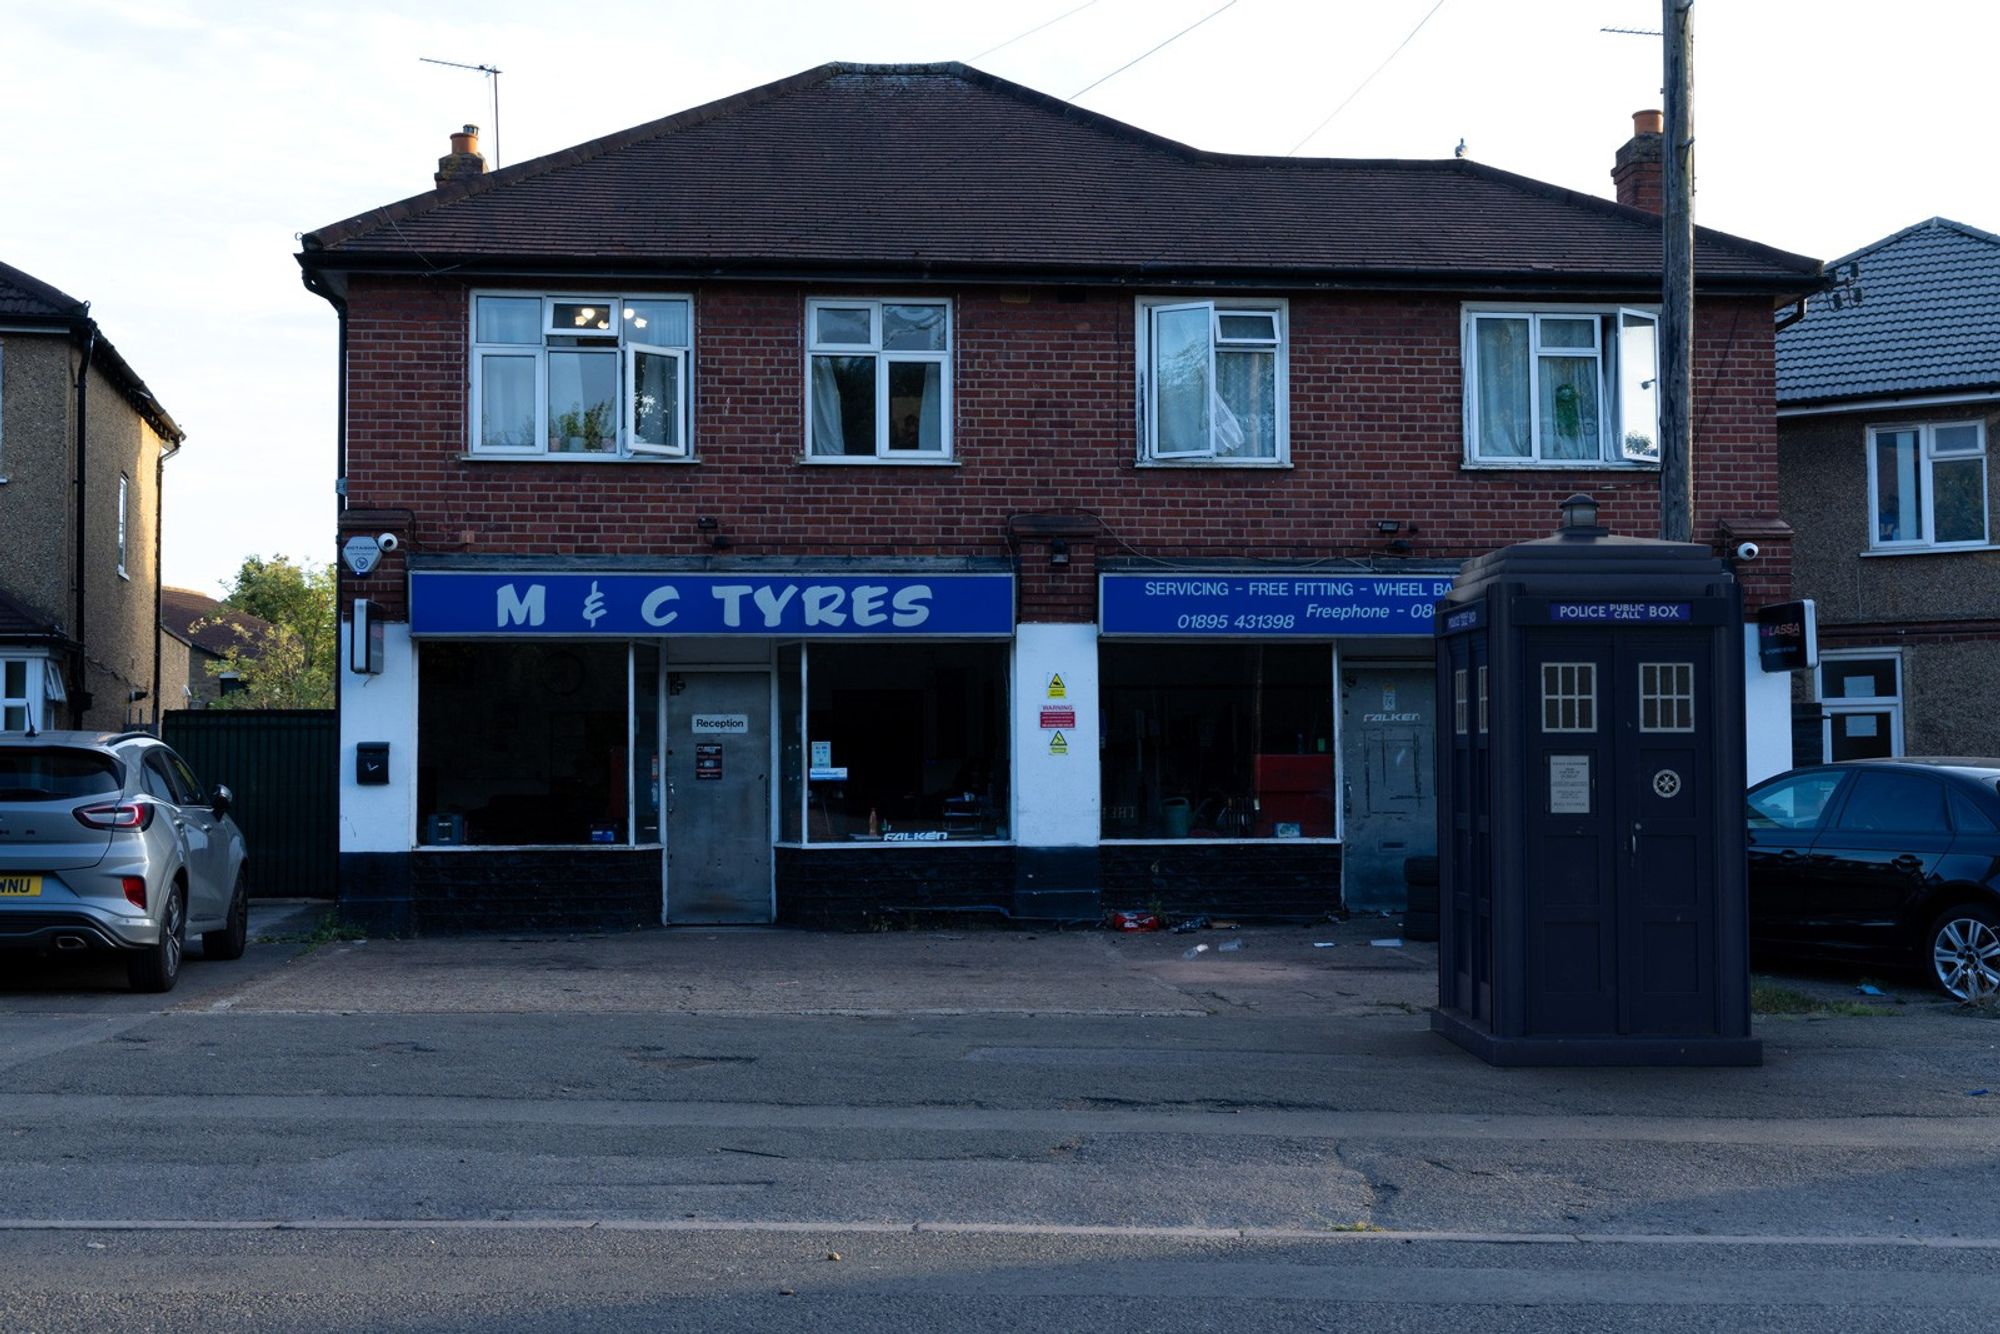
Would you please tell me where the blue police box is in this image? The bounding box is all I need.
[1431,496,1760,1067]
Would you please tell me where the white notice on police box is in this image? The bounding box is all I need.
[1549,754,1592,814]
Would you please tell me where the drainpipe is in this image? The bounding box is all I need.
[71,314,96,729]
[152,430,182,731]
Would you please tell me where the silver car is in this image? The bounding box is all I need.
[0,730,248,992]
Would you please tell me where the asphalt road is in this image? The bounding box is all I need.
[1,913,1996,1331]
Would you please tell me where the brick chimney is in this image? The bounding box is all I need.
[435,124,486,188]
[1612,109,1663,213]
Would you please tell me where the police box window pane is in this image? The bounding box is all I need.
[1477,664,1489,734]
[1541,662,1596,732]
[417,642,633,846]
[1640,662,1695,732]
[801,643,1008,843]
[1100,644,1333,840]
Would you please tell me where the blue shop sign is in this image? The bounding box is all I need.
[409,571,1014,637]
[1099,573,1455,637]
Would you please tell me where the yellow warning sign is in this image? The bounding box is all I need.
[1046,673,1067,700]
[1048,730,1069,755]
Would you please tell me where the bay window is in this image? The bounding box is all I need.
[1867,421,1988,550]
[1138,298,1286,463]
[807,299,951,459]
[470,293,692,459]
[1464,306,1658,466]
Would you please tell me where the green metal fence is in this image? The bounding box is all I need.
[162,709,336,898]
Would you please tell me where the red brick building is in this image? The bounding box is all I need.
[298,64,1820,932]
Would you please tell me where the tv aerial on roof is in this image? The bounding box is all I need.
[420,56,503,169]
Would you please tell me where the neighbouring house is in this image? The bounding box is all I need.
[297,64,1820,933]
[1776,217,2000,762]
[159,585,273,707]
[0,259,184,732]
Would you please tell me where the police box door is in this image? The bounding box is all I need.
[1523,631,1717,1036]
[665,671,773,924]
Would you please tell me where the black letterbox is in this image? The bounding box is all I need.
[356,742,390,786]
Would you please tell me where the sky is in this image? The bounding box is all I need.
[4,0,1994,595]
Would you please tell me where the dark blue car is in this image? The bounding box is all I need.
[1747,758,2000,1000]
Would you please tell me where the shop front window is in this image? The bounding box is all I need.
[1100,644,1334,839]
[418,641,651,846]
[791,642,1008,842]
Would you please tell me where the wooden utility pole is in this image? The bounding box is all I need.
[1659,0,1695,542]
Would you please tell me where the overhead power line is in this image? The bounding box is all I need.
[1069,0,1240,102]
[971,0,1101,62]
[1286,0,1448,156]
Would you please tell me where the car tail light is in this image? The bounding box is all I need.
[74,801,155,832]
[121,876,147,909]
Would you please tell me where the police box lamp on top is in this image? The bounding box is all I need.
[1557,493,1602,535]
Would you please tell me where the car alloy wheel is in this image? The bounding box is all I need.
[162,888,184,980]
[1930,912,2000,1001]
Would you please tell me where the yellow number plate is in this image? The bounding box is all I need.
[0,875,42,897]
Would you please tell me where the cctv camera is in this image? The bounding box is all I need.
[1734,541,1759,562]
[377,532,400,553]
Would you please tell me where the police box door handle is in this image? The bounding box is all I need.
[1630,820,1641,857]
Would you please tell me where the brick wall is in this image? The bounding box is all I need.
[337,277,1788,615]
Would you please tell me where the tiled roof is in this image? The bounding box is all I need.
[0,259,87,319]
[160,587,271,658]
[0,587,68,644]
[0,257,185,443]
[1776,217,2000,406]
[302,63,1820,293]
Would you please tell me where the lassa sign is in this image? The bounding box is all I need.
[1755,599,1818,673]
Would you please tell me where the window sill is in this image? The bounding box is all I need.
[456,452,697,465]
[1459,459,1659,473]
[1133,458,1293,470]
[1859,543,1999,557]
[798,455,960,467]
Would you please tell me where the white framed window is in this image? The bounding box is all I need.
[0,657,55,732]
[469,292,692,459]
[116,474,129,578]
[1817,651,1902,761]
[1541,662,1597,732]
[1639,662,1695,732]
[1463,305,1658,467]
[806,299,951,460]
[1136,298,1287,463]
[1867,421,1988,550]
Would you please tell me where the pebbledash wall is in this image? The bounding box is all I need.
[330,276,1795,931]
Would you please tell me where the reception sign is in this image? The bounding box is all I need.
[1099,573,1455,637]
[409,571,1014,636]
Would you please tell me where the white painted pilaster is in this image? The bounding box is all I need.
[339,622,417,853]
[1011,622,1099,847]
[1743,624,1791,785]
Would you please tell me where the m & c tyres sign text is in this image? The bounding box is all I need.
[1099,574,1455,636]
[409,572,1014,637]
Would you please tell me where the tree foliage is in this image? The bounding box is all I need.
[200,555,336,709]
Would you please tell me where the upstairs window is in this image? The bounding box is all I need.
[1138,299,1287,463]
[116,474,129,578]
[807,299,951,459]
[1464,307,1658,466]
[470,293,692,459]
[1868,421,1988,550]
